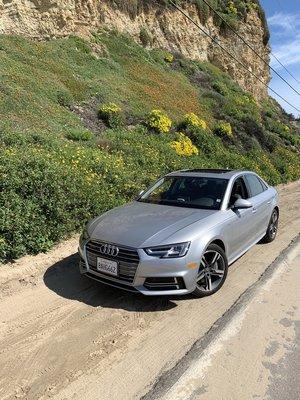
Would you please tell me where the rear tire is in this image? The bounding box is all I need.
[193,244,228,298]
[262,208,279,243]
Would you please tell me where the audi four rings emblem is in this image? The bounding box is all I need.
[99,243,119,257]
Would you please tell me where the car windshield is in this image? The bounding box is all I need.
[138,176,229,210]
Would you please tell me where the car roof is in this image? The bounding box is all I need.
[166,169,252,180]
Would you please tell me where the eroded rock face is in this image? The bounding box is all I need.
[0,0,270,99]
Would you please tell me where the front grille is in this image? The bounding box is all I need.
[144,277,186,291]
[85,240,139,284]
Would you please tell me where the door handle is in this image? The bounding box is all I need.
[252,207,257,214]
[267,200,271,204]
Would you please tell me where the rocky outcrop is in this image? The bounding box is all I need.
[0,0,270,99]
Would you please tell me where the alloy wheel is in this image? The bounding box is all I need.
[269,210,278,239]
[196,250,226,292]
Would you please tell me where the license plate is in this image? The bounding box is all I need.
[96,257,118,276]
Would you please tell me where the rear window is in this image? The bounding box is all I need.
[245,174,266,197]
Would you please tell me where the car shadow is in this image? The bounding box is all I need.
[43,253,178,312]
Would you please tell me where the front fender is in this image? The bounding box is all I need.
[188,231,227,266]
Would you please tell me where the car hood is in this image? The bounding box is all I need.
[88,201,217,248]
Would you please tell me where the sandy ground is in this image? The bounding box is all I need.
[157,241,300,400]
[0,181,299,400]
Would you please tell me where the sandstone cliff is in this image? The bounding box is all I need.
[0,0,270,99]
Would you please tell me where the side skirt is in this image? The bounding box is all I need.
[228,231,267,266]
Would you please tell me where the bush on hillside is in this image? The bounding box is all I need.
[139,27,152,47]
[146,109,172,133]
[241,117,275,152]
[164,52,174,63]
[0,142,136,260]
[181,113,207,130]
[185,125,222,154]
[57,90,73,107]
[213,121,233,138]
[99,102,123,128]
[170,133,199,156]
[66,129,93,141]
[212,81,229,96]
[227,1,238,15]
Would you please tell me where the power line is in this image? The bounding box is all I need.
[271,53,300,86]
[271,0,300,86]
[200,0,300,96]
[168,0,300,114]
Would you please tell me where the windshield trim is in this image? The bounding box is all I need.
[136,199,220,211]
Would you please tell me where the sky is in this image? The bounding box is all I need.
[260,0,300,117]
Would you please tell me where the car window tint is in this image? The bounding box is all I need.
[144,178,175,202]
[245,174,265,197]
[229,177,249,207]
[258,177,268,190]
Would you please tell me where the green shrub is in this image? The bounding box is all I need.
[146,109,172,134]
[139,27,152,47]
[195,0,210,24]
[242,117,275,151]
[66,129,93,141]
[272,147,300,182]
[213,121,233,138]
[69,35,92,54]
[56,90,73,107]
[164,52,174,63]
[170,132,199,156]
[212,81,229,96]
[98,102,123,128]
[219,12,239,32]
[227,1,238,15]
[264,117,300,146]
[181,113,207,130]
[0,237,8,261]
[246,1,259,12]
[0,142,135,260]
[186,125,223,154]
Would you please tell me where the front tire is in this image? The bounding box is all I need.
[193,244,228,298]
[262,208,279,243]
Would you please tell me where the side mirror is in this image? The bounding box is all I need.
[233,198,253,209]
[136,190,145,200]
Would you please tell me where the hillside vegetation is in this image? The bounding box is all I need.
[0,31,299,261]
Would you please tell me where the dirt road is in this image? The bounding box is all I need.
[145,236,300,400]
[0,181,299,400]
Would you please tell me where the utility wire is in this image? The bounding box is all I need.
[271,53,300,86]
[168,0,300,114]
[271,0,300,86]
[200,0,300,96]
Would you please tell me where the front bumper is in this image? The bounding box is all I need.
[78,242,198,296]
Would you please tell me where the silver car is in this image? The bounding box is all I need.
[78,169,279,297]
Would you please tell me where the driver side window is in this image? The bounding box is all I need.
[229,177,249,208]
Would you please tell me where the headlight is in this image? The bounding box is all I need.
[144,242,190,258]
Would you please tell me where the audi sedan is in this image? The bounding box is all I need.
[78,169,279,297]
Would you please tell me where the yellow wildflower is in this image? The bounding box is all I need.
[170,133,199,156]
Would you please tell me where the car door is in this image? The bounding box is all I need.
[222,175,255,262]
[244,174,272,242]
